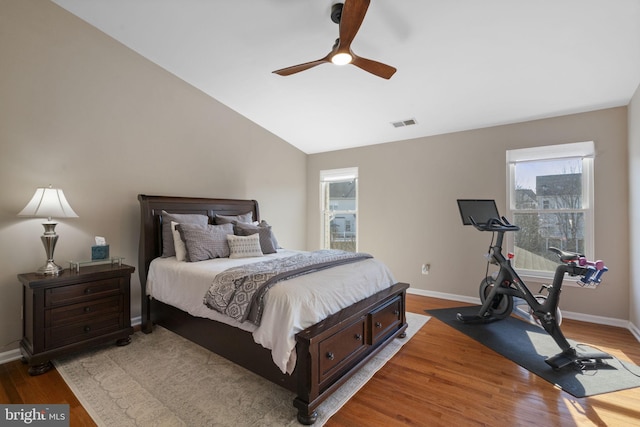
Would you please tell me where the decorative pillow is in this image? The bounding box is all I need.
[227,233,264,258]
[171,221,187,262]
[161,210,208,257]
[177,223,234,262]
[234,222,277,254]
[213,212,253,225]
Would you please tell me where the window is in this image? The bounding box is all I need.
[320,168,358,252]
[507,142,594,280]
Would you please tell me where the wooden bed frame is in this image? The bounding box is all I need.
[138,194,409,424]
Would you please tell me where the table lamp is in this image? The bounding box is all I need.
[18,185,78,275]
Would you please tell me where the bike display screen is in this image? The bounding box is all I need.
[457,199,500,226]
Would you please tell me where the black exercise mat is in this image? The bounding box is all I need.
[427,305,640,397]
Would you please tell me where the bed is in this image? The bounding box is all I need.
[138,194,409,424]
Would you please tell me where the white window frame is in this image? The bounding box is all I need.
[320,167,358,251]
[506,141,595,285]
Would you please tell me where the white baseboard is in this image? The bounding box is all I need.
[409,287,481,305]
[629,321,640,342]
[560,310,629,328]
[408,288,639,342]
[0,349,22,365]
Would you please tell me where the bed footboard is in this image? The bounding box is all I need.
[293,282,409,424]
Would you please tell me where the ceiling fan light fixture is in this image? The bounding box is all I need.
[331,52,353,65]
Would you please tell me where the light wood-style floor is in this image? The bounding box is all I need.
[2,294,639,426]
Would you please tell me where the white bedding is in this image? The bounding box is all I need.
[146,249,397,374]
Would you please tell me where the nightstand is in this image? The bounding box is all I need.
[19,263,135,375]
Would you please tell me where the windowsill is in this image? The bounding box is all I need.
[518,273,595,289]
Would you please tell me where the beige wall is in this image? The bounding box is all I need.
[0,1,307,354]
[0,0,635,358]
[630,83,640,328]
[308,107,630,321]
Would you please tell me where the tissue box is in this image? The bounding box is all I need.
[91,245,109,261]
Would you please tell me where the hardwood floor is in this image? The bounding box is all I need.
[1,294,639,426]
[327,295,640,427]
[0,356,96,426]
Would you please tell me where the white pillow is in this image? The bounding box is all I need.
[171,221,187,262]
[227,233,263,258]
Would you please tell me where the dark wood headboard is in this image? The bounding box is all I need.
[137,194,259,292]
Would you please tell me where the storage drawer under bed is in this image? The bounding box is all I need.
[317,315,368,384]
[369,295,403,344]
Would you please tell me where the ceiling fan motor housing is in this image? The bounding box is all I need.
[331,3,344,24]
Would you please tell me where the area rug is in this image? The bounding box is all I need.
[54,312,429,426]
[427,305,640,398]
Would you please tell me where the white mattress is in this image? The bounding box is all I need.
[146,250,397,374]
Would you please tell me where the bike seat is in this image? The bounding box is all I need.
[548,247,584,262]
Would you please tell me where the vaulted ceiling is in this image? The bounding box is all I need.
[52,0,640,154]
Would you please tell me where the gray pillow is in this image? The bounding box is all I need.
[177,222,234,262]
[234,222,277,254]
[259,220,281,249]
[213,212,253,225]
[161,210,208,257]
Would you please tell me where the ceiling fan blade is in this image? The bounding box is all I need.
[272,56,331,76]
[338,0,371,50]
[351,55,397,79]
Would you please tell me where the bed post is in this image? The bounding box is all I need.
[138,195,155,333]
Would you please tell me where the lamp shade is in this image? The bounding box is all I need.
[18,186,79,219]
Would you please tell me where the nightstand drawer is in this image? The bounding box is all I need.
[46,295,123,327]
[45,278,121,307]
[45,313,123,349]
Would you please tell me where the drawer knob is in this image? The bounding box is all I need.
[394,309,399,316]
[84,307,91,313]
[375,322,382,328]
[326,352,335,360]
[84,288,92,294]
[354,334,362,340]
[84,326,91,332]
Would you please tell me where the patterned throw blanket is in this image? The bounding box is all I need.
[203,250,372,325]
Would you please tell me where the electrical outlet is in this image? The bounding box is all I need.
[421,263,430,275]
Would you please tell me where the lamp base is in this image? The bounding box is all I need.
[39,223,62,275]
[37,260,63,276]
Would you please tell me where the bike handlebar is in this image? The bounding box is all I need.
[470,216,520,232]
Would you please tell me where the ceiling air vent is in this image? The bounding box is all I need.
[391,118,417,128]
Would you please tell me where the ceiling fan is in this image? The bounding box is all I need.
[272,0,397,79]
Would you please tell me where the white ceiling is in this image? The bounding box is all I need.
[52,0,640,154]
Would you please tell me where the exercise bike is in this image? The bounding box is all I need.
[455,199,612,370]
